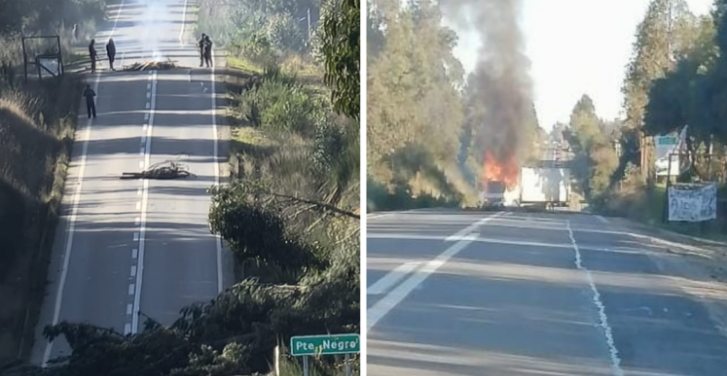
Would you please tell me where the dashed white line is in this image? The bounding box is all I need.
[367,261,421,295]
[132,71,157,334]
[135,217,140,226]
[566,220,623,376]
[42,72,102,367]
[147,83,151,90]
[133,232,139,241]
[137,188,142,196]
[132,248,138,259]
[126,304,133,315]
[144,113,149,121]
[135,202,141,210]
[139,147,144,155]
[146,92,151,99]
[138,161,144,169]
[128,284,135,295]
[131,265,137,277]
[145,102,150,110]
[124,323,131,335]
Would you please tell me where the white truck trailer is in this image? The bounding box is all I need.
[479,165,571,208]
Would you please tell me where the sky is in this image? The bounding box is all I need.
[447,0,715,132]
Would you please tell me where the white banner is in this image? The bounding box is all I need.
[668,183,718,222]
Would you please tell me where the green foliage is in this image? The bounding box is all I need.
[316,0,360,119]
[367,0,471,208]
[236,67,325,137]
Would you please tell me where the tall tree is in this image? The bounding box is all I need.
[621,0,697,181]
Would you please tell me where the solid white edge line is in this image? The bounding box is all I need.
[367,262,420,295]
[42,72,101,367]
[132,71,156,334]
[566,220,623,376]
[366,233,478,332]
[179,0,188,46]
[211,64,223,293]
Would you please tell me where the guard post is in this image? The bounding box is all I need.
[290,333,360,376]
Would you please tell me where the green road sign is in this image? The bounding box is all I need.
[290,334,360,356]
[657,136,677,145]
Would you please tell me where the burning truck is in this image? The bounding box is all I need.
[478,152,571,209]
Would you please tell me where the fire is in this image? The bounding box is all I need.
[482,151,519,189]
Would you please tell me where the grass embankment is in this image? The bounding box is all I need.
[601,183,727,242]
[0,75,83,363]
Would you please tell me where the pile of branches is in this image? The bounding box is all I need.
[120,160,191,180]
[124,59,177,71]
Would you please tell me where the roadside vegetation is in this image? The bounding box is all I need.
[554,0,727,240]
[366,0,544,212]
[3,0,360,375]
[0,0,107,366]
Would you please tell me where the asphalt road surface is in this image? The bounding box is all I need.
[367,209,727,376]
[31,0,234,365]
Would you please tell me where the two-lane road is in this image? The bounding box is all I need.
[367,209,727,376]
[32,0,232,365]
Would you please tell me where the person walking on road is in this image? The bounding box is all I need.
[198,33,206,67]
[72,24,78,44]
[89,39,98,73]
[203,35,213,68]
[106,38,117,71]
[83,84,97,119]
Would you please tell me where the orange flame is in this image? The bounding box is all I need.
[482,152,519,189]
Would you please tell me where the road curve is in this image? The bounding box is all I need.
[367,209,727,376]
[31,0,231,365]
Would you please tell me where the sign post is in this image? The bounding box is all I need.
[290,333,360,376]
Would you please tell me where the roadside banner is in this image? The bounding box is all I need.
[667,183,718,222]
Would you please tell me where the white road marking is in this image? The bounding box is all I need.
[141,135,146,144]
[126,304,133,315]
[140,147,144,155]
[131,265,137,277]
[596,215,609,224]
[179,0,189,45]
[124,323,131,335]
[42,72,102,367]
[143,123,148,131]
[138,161,144,169]
[147,83,151,90]
[367,261,421,295]
[135,202,141,210]
[137,188,142,196]
[133,232,139,241]
[135,217,140,225]
[145,102,150,109]
[445,213,503,242]
[128,284,135,295]
[566,220,623,376]
[146,92,151,99]
[144,113,149,120]
[367,233,479,332]
[109,0,126,39]
[132,71,157,333]
[211,64,223,293]
[132,248,138,259]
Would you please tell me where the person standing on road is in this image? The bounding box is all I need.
[72,24,78,44]
[106,38,116,71]
[203,35,213,68]
[89,39,98,73]
[198,33,206,67]
[83,84,97,119]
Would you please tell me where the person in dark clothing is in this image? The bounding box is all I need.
[198,33,206,67]
[89,39,98,73]
[106,38,116,71]
[83,84,97,119]
[203,35,213,68]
